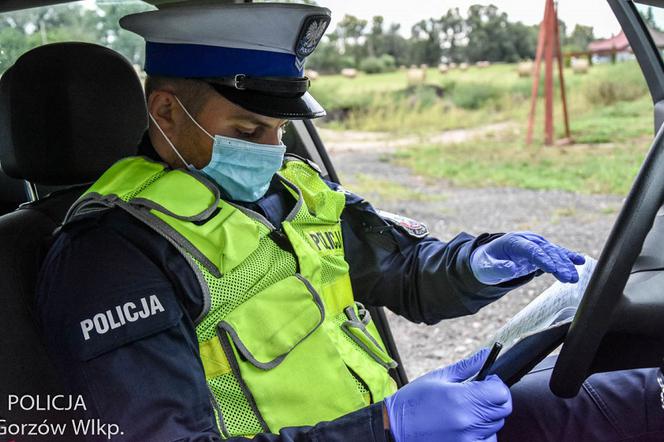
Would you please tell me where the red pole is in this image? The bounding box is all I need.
[527,0,572,146]
[526,0,551,145]
[544,0,555,145]
[553,3,571,140]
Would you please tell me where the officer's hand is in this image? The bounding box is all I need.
[470,231,586,285]
[383,349,512,442]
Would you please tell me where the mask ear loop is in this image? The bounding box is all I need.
[175,94,289,148]
[148,112,194,170]
[174,95,214,141]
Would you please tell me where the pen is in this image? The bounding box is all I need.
[474,342,503,381]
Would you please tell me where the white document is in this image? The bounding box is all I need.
[487,256,598,353]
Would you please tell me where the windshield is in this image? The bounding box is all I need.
[0,0,154,74]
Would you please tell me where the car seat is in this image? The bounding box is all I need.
[0,170,27,214]
[0,42,147,431]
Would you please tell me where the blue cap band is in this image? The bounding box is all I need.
[144,42,304,78]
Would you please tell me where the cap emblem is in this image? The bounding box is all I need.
[295,15,330,61]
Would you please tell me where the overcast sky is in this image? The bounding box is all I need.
[316,0,623,39]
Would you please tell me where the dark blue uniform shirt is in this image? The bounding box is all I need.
[35,139,532,442]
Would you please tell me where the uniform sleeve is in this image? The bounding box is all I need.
[35,213,388,442]
[333,185,535,325]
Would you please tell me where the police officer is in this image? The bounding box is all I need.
[36,3,664,442]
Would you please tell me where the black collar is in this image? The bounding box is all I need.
[136,131,162,162]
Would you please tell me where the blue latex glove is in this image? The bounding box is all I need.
[383,349,512,442]
[470,231,586,285]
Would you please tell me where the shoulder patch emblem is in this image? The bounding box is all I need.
[335,185,353,196]
[376,209,429,238]
[295,15,330,61]
[304,158,323,175]
[79,294,166,341]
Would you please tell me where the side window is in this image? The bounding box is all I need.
[635,2,664,63]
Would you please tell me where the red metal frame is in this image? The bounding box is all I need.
[526,0,572,145]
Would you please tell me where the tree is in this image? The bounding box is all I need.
[557,18,568,46]
[410,18,443,66]
[306,36,354,73]
[366,15,384,57]
[0,4,103,72]
[336,14,367,65]
[0,26,41,71]
[511,22,539,60]
[0,2,153,73]
[642,7,662,32]
[94,3,153,65]
[464,4,537,63]
[382,23,410,67]
[0,0,600,76]
[439,7,466,63]
[465,5,508,62]
[566,24,595,52]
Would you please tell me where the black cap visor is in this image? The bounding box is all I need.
[208,84,326,120]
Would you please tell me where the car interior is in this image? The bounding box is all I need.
[2,0,664,436]
[0,2,408,430]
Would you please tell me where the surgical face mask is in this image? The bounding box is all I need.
[149,96,287,203]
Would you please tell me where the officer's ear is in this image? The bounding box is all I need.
[148,89,181,135]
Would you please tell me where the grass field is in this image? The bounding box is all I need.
[311,61,654,195]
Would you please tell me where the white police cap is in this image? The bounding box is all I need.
[120,2,331,119]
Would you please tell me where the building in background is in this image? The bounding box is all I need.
[588,28,664,63]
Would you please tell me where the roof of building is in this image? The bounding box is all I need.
[588,28,664,53]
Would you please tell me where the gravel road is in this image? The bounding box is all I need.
[322,127,624,380]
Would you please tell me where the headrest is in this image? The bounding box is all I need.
[0,42,148,186]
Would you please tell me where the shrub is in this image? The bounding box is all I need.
[585,68,648,106]
[450,82,501,109]
[359,54,396,74]
[392,85,441,109]
[380,54,397,70]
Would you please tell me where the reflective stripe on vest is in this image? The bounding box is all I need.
[64,155,398,438]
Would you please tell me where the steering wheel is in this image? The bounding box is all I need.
[550,122,664,398]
